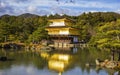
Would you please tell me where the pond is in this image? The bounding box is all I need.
[0,48,119,75]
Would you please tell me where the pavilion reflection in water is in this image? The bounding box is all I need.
[48,47,77,75]
[48,53,72,75]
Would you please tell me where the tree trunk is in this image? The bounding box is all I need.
[111,51,114,61]
[118,52,120,61]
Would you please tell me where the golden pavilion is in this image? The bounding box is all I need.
[45,18,79,48]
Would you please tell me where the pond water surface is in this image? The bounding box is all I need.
[0,48,119,75]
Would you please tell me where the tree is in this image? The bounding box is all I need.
[28,27,48,43]
[89,20,120,50]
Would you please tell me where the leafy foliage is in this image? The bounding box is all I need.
[0,13,48,43]
[0,12,120,50]
[89,20,120,50]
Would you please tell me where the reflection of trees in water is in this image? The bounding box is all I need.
[74,47,112,74]
[0,49,47,70]
[0,61,12,70]
[104,68,117,75]
[107,71,120,75]
[0,48,118,75]
[95,67,118,75]
[118,71,120,75]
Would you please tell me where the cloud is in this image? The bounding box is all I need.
[0,2,6,7]
[12,0,30,3]
[3,0,30,3]
[116,9,120,14]
[59,1,119,9]
[0,1,15,15]
[27,6,37,12]
[0,0,120,16]
[49,6,81,16]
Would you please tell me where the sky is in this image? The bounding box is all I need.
[0,0,120,16]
